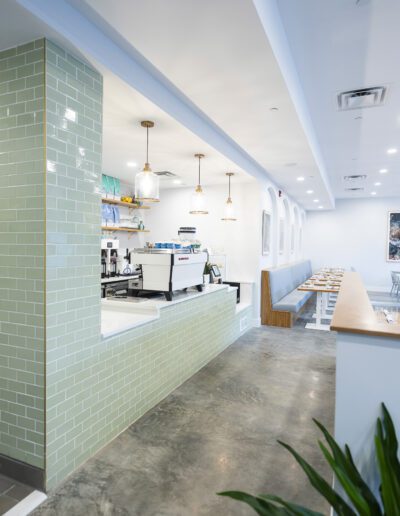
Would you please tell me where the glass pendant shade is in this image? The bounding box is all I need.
[190,185,208,214]
[222,197,236,221]
[135,120,160,202]
[135,167,160,202]
[189,153,208,214]
[221,173,237,221]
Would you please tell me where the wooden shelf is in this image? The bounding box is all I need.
[102,198,150,209]
[101,226,150,233]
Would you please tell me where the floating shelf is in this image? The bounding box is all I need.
[102,198,150,209]
[101,226,150,233]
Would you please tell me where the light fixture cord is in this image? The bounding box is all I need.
[146,125,149,163]
[228,174,231,197]
[198,155,201,185]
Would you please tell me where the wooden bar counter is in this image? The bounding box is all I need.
[331,271,400,337]
[332,271,400,496]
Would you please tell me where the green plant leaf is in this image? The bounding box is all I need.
[375,416,400,516]
[313,419,381,514]
[318,441,371,516]
[278,440,356,516]
[259,494,324,516]
[218,491,290,515]
[381,403,400,479]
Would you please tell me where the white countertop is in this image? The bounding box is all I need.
[101,274,140,284]
[101,284,234,339]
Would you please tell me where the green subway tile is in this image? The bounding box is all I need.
[0,40,45,470]
[17,42,35,54]
[26,49,44,64]
[17,63,35,79]
[26,74,44,88]
[0,92,16,106]
[0,47,17,60]
[7,54,26,69]
[0,68,17,82]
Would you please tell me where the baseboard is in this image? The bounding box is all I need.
[4,490,47,516]
[252,317,261,327]
[0,454,45,491]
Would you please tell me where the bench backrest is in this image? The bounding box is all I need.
[268,260,312,305]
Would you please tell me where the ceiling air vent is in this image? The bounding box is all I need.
[154,171,177,177]
[343,174,367,182]
[338,86,386,110]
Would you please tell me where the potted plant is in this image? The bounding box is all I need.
[203,262,212,284]
[219,403,400,515]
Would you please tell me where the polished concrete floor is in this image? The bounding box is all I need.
[34,313,336,516]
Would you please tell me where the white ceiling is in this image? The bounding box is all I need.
[0,0,253,190]
[4,0,398,207]
[67,0,333,209]
[276,0,400,200]
[97,62,253,188]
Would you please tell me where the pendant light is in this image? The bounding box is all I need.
[135,120,160,202]
[221,172,237,221]
[189,153,208,214]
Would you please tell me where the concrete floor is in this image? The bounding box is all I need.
[33,314,336,516]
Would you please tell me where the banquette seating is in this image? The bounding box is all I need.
[261,260,314,328]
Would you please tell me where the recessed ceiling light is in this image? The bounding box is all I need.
[379,168,388,174]
[387,148,398,154]
[306,190,314,194]
[313,199,319,203]
[374,181,381,186]
[297,176,305,182]
[126,161,137,168]
[172,179,182,185]
[371,191,377,196]
[318,205,323,209]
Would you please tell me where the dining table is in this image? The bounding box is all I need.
[298,269,344,330]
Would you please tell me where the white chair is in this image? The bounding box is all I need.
[390,271,400,297]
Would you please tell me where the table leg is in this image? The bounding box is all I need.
[307,291,331,331]
[312,292,333,320]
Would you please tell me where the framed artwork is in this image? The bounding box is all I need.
[279,218,285,255]
[262,210,271,255]
[387,211,400,262]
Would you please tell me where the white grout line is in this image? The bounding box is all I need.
[3,490,47,516]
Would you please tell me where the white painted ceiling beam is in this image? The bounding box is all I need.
[17,0,281,188]
[252,0,335,208]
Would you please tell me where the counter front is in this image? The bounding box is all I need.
[331,272,400,501]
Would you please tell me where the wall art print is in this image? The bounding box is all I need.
[388,211,400,262]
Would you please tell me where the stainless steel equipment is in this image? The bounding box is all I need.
[102,279,129,299]
[101,238,119,278]
[130,248,207,301]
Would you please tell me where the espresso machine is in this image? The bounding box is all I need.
[101,238,120,278]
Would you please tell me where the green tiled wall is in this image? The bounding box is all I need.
[0,39,251,491]
[44,40,102,488]
[0,40,45,469]
[47,286,250,489]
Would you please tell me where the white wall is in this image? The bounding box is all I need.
[144,180,305,323]
[304,198,400,290]
[145,183,259,282]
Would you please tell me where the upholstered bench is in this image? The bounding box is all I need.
[261,260,314,327]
